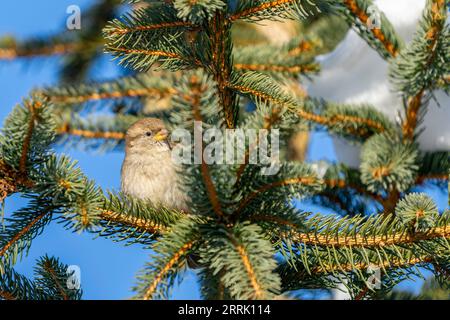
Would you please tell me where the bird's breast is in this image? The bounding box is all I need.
[121,153,187,210]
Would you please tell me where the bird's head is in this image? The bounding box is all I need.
[125,118,171,154]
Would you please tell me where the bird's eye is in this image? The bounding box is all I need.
[145,131,152,137]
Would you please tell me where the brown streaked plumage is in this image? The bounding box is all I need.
[121,118,188,211]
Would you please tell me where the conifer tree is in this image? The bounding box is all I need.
[0,0,448,300]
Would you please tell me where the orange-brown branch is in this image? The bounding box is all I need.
[57,125,125,140]
[288,40,315,56]
[47,87,177,105]
[313,255,435,274]
[416,173,448,184]
[235,243,265,299]
[210,12,236,129]
[343,0,398,57]
[402,89,425,141]
[42,261,69,300]
[229,0,296,22]
[234,63,319,74]
[226,83,387,135]
[0,291,16,300]
[0,160,34,203]
[107,21,194,35]
[188,75,225,218]
[110,47,202,67]
[236,177,317,214]
[250,214,300,229]
[19,101,43,174]
[0,212,49,258]
[111,47,184,59]
[235,106,282,184]
[0,43,78,60]
[402,0,445,140]
[99,209,168,235]
[289,225,449,248]
[323,179,385,204]
[143,240,195,300]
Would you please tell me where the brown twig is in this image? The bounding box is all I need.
[42,261,69,300]
[19,101,43,174]
[142,240,195,300]
[234,63,319,74]
[188,75,225,219]
[343,0,398,57]
[57,125,125,140]
[106,21,194,35]
[0,43,79,60]
[46,87,177,105]
[229,0,297,22]
[402,0,445,140]
[0,212,50,259]
[288,225,449,248]
[209,12,237,129]
[235,177,317,216]
[99,209,168,235]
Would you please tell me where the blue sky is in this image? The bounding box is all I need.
[0,1,446,300]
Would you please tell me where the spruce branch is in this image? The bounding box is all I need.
[277,210,449,295]
[0,256,82,300]
[278,253,440,297]
[199,223,281,300]
[0,38,79,60]
[416,151,449,185]
[41,73,176,106]
[234,62,319,76]
[360,134,419,193]
[0,203,53,272]
[105,4,203,73]
[134,217,200,300]
[54,114,138,150]
[234,163,323,218]
[207,9,239,128]
[390,0,449,140]
[395,193,440,232]
[98,192,183,245]
[327,0,402,59]
[322,103,395,140]
[0,97,55,176]
[289,217,449,248]
[34,255,83,300]
[228,72,394,139]
[57,125,126,141]
[104,5,196,38]
[0,160,33,204]
[229,0,319,22]
[233,38,320,80]
[104,4,204,70]
[174,0,226,23]
[176,72,226,219]
[0,264,40,300]
[234,99,295,184]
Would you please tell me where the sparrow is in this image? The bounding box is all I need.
[121,118,188,211]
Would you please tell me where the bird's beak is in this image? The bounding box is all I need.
[153,129,168,142]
